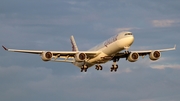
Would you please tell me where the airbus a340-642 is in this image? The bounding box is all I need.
[2,32,176,72]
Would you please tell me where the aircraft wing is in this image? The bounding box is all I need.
[2,45,100,62]
[113,45,176,59]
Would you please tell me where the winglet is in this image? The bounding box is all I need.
[2,45,8,51]
[174,44,176,49]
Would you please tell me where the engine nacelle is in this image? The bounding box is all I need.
[127,52,139,62]
[41,51,53,61]
[75,53,87,62]
[149,51,161,61]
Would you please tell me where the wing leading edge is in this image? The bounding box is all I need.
[2,45,100,61]
[113,45,176,59]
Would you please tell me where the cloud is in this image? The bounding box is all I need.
[0,65,134,101]
[1,63,180,101]
[115,27,139,33]
[1,0,180,101]
[151,64,180,70]
[66,1,89,6]
[66,1,77,5]
[152,19,179,27]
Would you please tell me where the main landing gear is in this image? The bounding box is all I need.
[80,58,120,72]
[81,64,103,72]
[95,65,103,71]
[111,58,119,72]
[81,65,88,72]
[111,64,118,72]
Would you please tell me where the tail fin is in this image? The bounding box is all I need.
[70,36,79,51]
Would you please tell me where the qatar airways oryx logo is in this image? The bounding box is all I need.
[104,34,118,47]
[70,39,76,51]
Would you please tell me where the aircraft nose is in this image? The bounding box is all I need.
[132,35,134,42]
[129,35,134,45]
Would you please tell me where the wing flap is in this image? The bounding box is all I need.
[52,51,100,58]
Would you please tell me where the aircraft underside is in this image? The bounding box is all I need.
[73,56,120,72]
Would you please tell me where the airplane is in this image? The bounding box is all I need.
[2,32,176,72]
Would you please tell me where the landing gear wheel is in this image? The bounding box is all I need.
[81,65,88,72]
[114,68,117,72]
[100,66,103,70]
[95,65,103,71]
[110,65,118,72]
[110,66,114,72]
[95,65,98,70]
[115,65,118,71]
[81,68,83,72]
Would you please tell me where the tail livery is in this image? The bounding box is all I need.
[70,36,79,51]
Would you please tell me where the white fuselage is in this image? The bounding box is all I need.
[73,32,134,68]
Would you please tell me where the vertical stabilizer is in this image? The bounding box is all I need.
[70,36,79,51]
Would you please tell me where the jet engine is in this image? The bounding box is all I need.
[41,51,53,61]
[127,52,139,62]
[149,51,161,61]
[75,53,87,62]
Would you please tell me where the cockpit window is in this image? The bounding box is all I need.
[125,33,132,36]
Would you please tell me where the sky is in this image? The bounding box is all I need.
[0,0,180,101]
